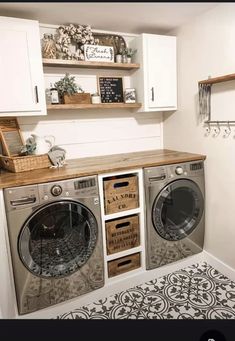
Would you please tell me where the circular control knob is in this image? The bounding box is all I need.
[175,166,183,175]
[51,185,62,196]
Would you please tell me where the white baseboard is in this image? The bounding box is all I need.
[202,250,235,282]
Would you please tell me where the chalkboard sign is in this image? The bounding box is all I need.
[98,77,124,103]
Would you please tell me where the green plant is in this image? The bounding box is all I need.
[54,73,84,97]
[122,47,137,57]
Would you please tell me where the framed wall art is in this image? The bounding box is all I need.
[84,44,114,62]
[124,88,136,103]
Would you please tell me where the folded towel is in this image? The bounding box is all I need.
[48,146,66,168]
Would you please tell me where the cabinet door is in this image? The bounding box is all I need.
[0,17,46,116]
[145,34,177,110]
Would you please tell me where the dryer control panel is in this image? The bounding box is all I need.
[144,160,204,185]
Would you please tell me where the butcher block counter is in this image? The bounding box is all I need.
[0,149,206,189]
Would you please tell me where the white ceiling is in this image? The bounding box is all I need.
[0,2,219,34]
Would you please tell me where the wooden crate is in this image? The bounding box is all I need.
[63,93,91,104]
[0,154,51,172]
[103,174,139,214]
[106,215,140,255]
[108,252,140,278]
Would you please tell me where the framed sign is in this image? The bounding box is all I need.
[0,128,24,156]
[124,88,136,103]
[98,76,124,103]
[84,44,114,62]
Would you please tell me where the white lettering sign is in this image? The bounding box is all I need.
[84,44,114,62]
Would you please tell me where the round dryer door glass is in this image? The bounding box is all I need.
[18,200,98,278]
[152,179,204,241]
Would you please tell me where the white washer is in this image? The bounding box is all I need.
[144,160,205,270]
[4,175,104,315]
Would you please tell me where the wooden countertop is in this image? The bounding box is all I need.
[0,149,206,189]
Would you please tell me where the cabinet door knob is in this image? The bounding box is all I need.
[34,85,39,103]
[151,87,155,101]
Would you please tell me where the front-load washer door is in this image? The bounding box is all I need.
[152,179,204,241]
[18,200,98,278]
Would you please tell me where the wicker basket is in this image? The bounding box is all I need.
[0,154,52,172]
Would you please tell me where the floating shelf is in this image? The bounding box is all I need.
[47,103,142,110]
[198,73,235,85]
[43,58,140,70]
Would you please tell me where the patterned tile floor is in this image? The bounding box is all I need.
[57,262,235,319]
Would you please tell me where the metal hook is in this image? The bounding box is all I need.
[205,122,211,135]
[224,121,231,136]
[213,121,220,136]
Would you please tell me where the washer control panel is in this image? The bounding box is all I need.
[38,175,99,202]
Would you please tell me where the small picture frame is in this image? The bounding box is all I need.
[124,88,136,103]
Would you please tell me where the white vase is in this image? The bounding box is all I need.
[115,54,122,63]
[127,57,132,63]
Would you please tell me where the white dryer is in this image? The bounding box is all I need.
[4,176,104,315]
[144,160,205,270]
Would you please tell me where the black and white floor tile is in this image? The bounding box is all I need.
[57,262,235,319]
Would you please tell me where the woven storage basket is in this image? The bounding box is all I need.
[0,154,51,172]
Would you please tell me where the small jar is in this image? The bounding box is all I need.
[50,83,59,104]
[91,94,101,104]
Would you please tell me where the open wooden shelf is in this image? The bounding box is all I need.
[47,103,142,110]
[43,58,140,70]
[198,73,235,85]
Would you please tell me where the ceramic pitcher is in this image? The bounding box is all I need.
[30,134,55,155]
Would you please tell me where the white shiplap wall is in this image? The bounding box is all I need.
[17,24,163,159]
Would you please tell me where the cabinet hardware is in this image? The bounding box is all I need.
[35,86,39,103]
[151,87,155,101]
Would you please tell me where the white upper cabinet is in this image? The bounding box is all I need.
[130,33,177,112]
[0,16,46,116]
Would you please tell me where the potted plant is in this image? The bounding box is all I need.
[54,73,91,104]
[122,47,137,63]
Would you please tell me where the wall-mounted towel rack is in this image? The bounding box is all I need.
[198,73,235,137]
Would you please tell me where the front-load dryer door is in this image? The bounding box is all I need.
[152,179,204,241]
[18,200,98,278]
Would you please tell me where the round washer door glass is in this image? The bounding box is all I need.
[18,200,98,278]
[152,179,204,241]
